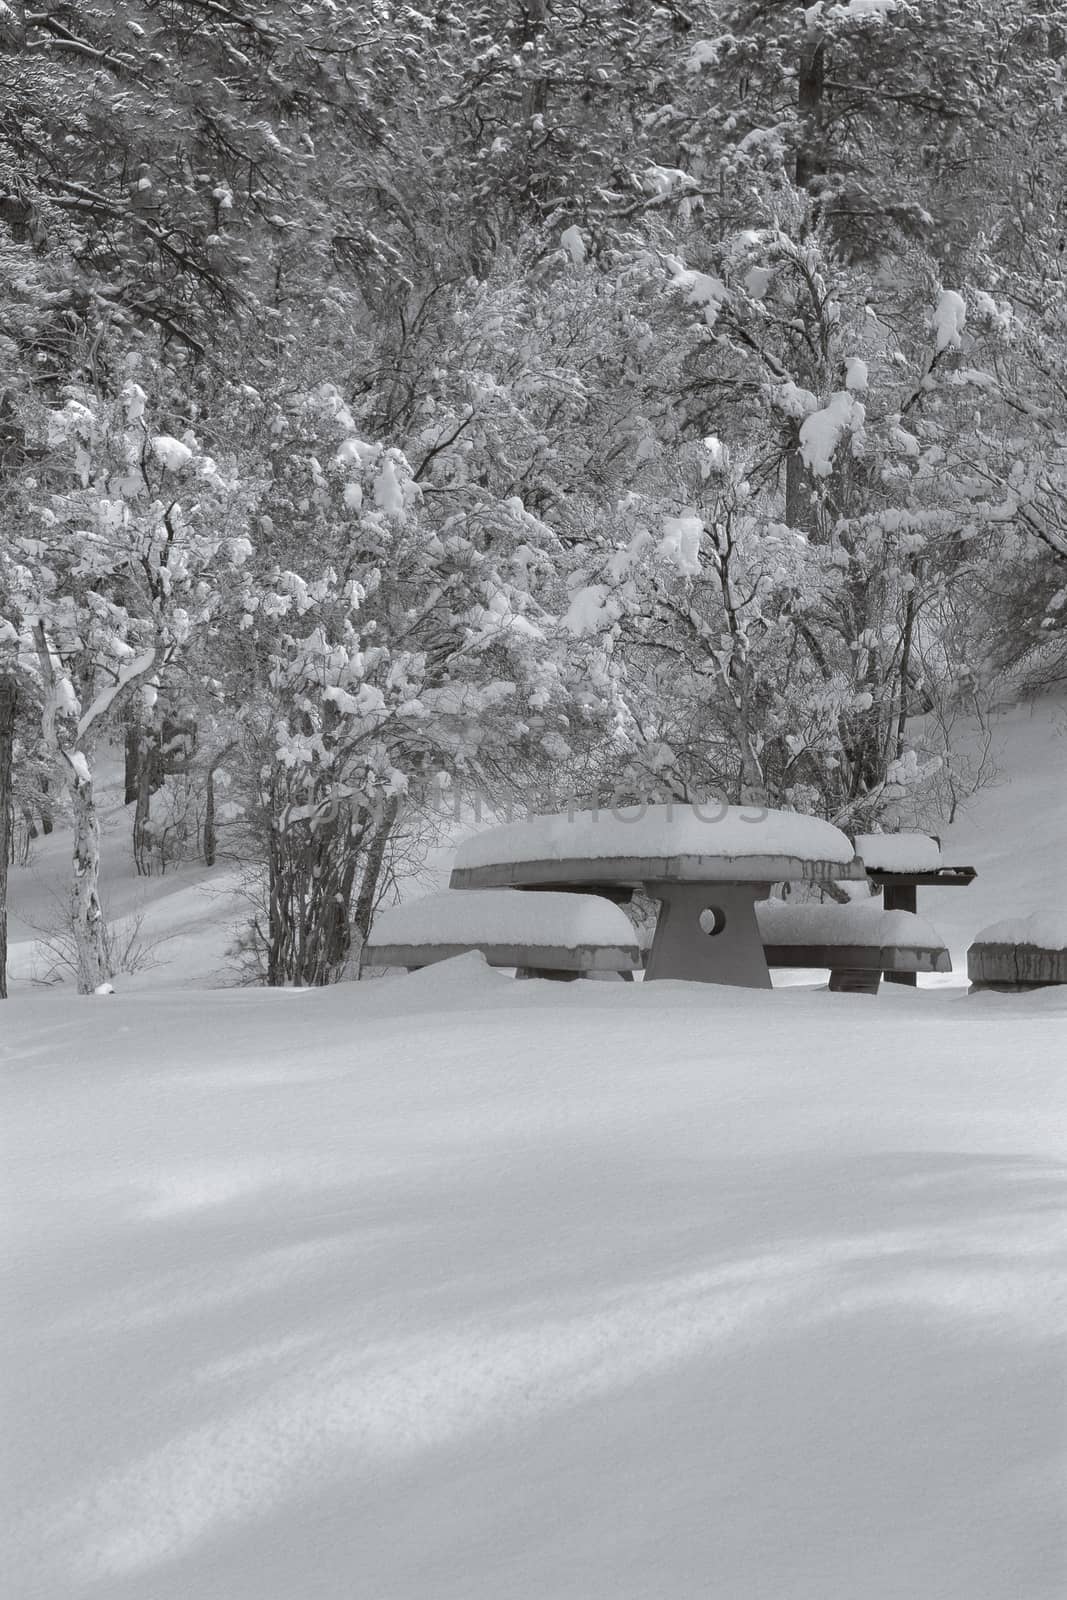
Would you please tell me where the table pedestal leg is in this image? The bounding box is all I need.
[644,882,772,988]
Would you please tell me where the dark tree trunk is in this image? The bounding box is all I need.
[895,582,917,761]
[0,674,15,999]
[124,721,140,805]
[131,730,160,875]
[785,449,815,535]
[39,775,53,835]
[796,31,826,193]
[203,765,217,867]
[132,757,153,875]
[352,797,400,966]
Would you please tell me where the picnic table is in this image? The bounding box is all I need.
[450,803,866,989]
[853,833,976,986]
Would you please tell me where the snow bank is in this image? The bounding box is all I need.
[4,977,1064,1600]
[972,910,1067,951]
[854,832,943,872]
[454,804,858,873]
[367,889,638,951]
[758,899,947,949]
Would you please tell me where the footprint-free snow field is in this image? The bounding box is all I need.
[3,959,1066,1600]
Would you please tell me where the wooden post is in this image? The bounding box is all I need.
[883,881,918,985]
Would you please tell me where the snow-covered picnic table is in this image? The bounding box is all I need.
[853,832,977,894]
[450,803,866,988]
[852,832,976,986]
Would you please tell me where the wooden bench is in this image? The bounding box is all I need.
[852,832,975,987]
[755,901,952,995]
[968,914,1067,992]
[362,889,642,980]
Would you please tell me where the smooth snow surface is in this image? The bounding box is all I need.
[4,965,1066,1600]
[973,910,1067,952]
[757,898,946,949]
[367,888,637,950]
[931,696,1067,972]
[854,831,944,872]
[454,803,856,871]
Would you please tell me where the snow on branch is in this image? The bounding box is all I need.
[76,648,157,741]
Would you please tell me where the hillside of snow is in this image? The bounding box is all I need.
[933,695,1066,965]
[3,759,247,994]
[4,961,1065,1600]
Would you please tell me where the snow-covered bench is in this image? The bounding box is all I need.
[362,889,642,980]
[755,900,952,995]
[967,913,1067,992]
[852,832,976,988]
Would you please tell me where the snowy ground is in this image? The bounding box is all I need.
[3,696,1066,1597]
[4,960,1066,1600]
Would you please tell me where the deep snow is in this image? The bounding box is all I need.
[3,961,1065,1600]
[2,695,1065,1598]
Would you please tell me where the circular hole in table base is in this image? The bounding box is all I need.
[698,906,727,937]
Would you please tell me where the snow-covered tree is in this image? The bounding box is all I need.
[0,375,255,990]
[227,383,585,984]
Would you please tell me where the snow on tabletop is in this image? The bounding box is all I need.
[454,803,856,871]
[367,889,638,950]
[854,831,943,872]
[757,899,947,949]
[972,909,1067,951]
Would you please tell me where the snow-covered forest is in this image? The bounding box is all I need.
[3,10,1067,1600]
[2,0,1066,991]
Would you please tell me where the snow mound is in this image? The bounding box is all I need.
[4,978,1065,1600]
[368,889,638,950]
[972,910,1067,951]
[454,804,857,873]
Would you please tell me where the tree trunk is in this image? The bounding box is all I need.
[785,448,815,535]
[796,29,826,194]
[39,775,53,835]
[200,743,234,868]
[131,730,160,875]
[266,789,401,986]
[203,764,217,866]
[69,764,111,993]
[124,720,140,805]
[895,580,917,761]
[353,797,400,970]
[0,674,15,999]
